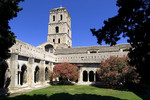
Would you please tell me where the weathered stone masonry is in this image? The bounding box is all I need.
[0,7,130,93]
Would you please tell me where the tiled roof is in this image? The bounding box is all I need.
[55,44,130,55]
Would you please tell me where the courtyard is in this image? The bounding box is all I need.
[2,85,150,100]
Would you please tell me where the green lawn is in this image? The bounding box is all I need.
[3,85,150,100]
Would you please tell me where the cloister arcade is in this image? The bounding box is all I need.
[82,70,99,83]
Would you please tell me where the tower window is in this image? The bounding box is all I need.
[60,15,63,20]
[53,15,55,21]
[58,39,60,43]
[55,26,59,33]
[53,39,55,43]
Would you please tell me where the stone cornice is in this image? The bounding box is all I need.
[48,22,71,30]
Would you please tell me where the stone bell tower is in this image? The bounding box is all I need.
[47,7,72,49]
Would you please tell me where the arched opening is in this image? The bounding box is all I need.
[20,65,27,85]
[53,15,55,21]
[34,66,40,83]
[45,67,49,81]
[53,39,55,43]
[60,14,63,20]
[58,38,60,44]
[83,71,88,82]
[55,26,59,33]
[96,72,100,82]
[89,71,94,82]
[45,44,53,53]
[0,62,8,88]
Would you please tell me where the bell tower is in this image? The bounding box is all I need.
[47,7,72,49]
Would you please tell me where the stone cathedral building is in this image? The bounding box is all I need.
[0,7,130,93]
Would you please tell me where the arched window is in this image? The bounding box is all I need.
[58,38,60,43]
[60,15,63,20]
[53,39,55,43]
[45,44,53,53]
[53,15,55,21]
[55,26,59,33]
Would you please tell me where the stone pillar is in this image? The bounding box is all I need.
[87,72,89,83]
[18,72,21,85]
[28,57,34,88]
[50,62,54,71]
[78,67,83,83]
[40,60,45,85]
[9,53,18,89]
[94,73,96,82]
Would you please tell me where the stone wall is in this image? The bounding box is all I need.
[56,52,128,63]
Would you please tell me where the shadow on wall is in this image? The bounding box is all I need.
[0,61,11,96]
[3,93,126,100]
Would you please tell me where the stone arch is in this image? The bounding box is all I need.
[20,65,27,85]
[0,61,9,88]
[83,71,88,82]
[45,67,49,81]
[45,44,53,53]
[34,66,40,83]
[89,71,94,82]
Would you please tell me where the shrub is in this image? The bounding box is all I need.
[97,56,140,86]
[50,62,79,84]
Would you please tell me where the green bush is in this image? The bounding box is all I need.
[97,56,140,86]
[50,62,79,84]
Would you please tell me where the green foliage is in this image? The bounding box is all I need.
[0,0,24,62]
[91,0,150,84]
[50,62,79,84]
[97,56,140,86]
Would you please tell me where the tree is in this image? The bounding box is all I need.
[91,0,150,84]
[0,0,24,62]
[50,62,79,84]
[97,56,140,86]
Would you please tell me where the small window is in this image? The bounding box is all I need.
[60,15,63,20]
[53,39,55,43]
[68,30,69,34]
[90,51,97,53]
[55,26,59,33]
[45,44,53,53]
[53,15,55,21]
[58,39,60,43]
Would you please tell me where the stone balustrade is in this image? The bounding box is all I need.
[56,52,128,63]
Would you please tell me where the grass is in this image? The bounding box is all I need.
[2,85,150,100]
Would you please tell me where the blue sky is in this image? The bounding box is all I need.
[9,0,127,47]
